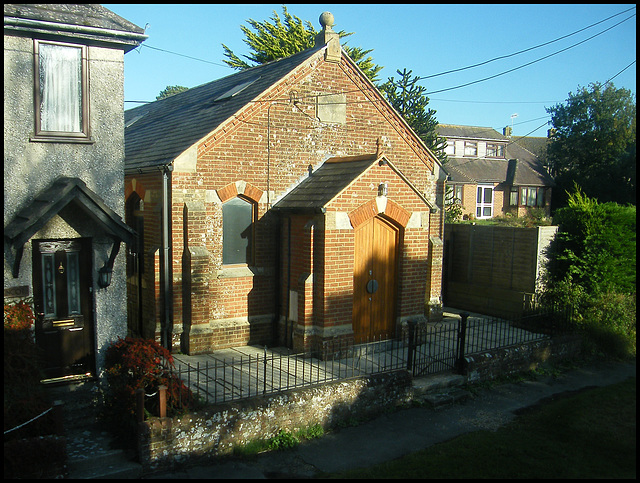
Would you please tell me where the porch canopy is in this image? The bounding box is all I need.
[4,177,135,277]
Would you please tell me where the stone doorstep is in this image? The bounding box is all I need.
[412,372,472,408]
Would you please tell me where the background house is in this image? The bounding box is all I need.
[4,4,146,381]
[439,124,554,220]
[124,13,447,354]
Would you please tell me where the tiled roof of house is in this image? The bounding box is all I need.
[4,177,135,253]
[4,4,146,51]
[438,124,554,187]
[438,124,508,141]
[124,46,324,172]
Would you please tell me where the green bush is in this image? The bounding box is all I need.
[548,186,636,295]
[539,187,636,359]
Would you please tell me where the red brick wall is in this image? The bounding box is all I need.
[124,172,163,340]
[164,51,443,353]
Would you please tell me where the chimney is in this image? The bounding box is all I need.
[315,12,341,63]
[503,126,512,137]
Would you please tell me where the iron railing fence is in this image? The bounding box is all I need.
[162,335,410,408]
[158,303,576,411]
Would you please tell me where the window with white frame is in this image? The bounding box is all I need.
[464,141,478,156]
[33,40,90,141]
[476,185,494,218]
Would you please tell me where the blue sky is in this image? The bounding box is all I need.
[104,4,636,138]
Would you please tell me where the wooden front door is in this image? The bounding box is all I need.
[353,216,400,341]
[33,238,94,380]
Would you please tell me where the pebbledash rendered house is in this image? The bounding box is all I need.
[124,13,447,354]
[4,4,146,381]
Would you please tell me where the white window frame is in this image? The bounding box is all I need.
[476,184,494,219]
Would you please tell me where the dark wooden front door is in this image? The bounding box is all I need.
[33,238,94,380]
[353,216,400,341]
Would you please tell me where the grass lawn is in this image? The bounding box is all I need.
[330,377,636,479]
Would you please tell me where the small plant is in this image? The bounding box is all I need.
[268,429,300,450]
[102,337,196,442]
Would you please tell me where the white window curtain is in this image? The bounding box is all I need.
[39,43,82,133]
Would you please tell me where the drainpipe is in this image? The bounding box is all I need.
[286,217,292,348]
[161,164,174,350]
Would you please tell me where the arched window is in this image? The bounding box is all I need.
[222,196,255,265]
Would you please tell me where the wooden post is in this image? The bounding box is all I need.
[136,388,144,423]
[158,385,167,418]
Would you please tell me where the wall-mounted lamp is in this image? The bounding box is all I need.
[97,238,122,289]
[378,182,388,197]
[98,265,112,288]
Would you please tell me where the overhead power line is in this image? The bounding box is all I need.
[417,6,636,81]
[423,12,636,95]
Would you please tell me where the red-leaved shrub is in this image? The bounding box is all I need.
[103,337,194,424]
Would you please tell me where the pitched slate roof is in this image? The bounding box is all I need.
[4,177,135,276]
[272,155,379,213]
[438,124,508,141]
[4,4,147,52]
[438,124,554,187]
[272,154,435,213]
[4,177,135,247]
[124,46,324,172]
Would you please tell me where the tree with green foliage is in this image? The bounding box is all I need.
[222,7,446,166]
[221,6,383,84]
[545,82,636,209]
[379,68,448,165]
[157,85,189,100]
[547,185,636,295]
[540,185,636,358]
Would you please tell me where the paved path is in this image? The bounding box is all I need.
[145,359,636,479]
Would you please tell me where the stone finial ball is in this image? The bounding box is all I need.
[319,12,334,29]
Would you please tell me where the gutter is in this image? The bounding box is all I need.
[4,16,148,51]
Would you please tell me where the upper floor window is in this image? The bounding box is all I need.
[33,40,90,142]
[444,141,455,156]
[464,141,477,156]
[222,196,255,266]
[486,143,505,158]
